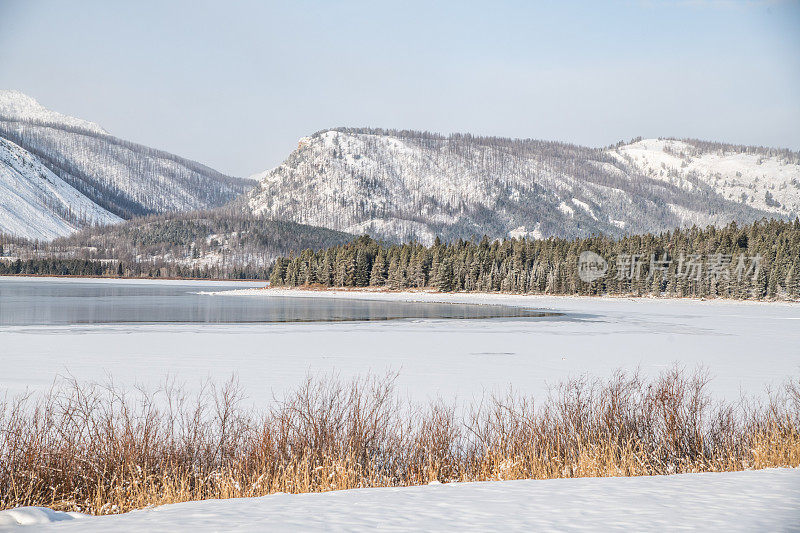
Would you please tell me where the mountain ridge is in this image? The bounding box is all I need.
[0,137,122,240]
[248,128,799,244]
[3,95,799,248]
[0,90,107,135]
[0,91,252,239]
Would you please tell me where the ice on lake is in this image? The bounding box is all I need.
[1,276,798,404]
[0,277,553,325]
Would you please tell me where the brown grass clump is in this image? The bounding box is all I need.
[1,368,798,515]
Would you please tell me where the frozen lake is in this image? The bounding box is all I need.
[0,277,550,325]
[1,277,798,403]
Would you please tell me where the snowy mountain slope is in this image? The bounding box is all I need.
[0,137,121,240]
[1,469,797,531]
[249,128,787,244]
[611,138,800,216]
[0,90,106,135]
[0,91,253,226]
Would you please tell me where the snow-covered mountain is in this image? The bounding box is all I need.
[0,90,107,135]
[613,138,800,217]
[0,91,253,239]
[0,137,121,240]
[249,128,799,243]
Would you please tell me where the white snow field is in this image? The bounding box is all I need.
[0,468,798,531]
[1,279,799,404]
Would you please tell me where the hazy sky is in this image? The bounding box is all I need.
[1,0,798,177]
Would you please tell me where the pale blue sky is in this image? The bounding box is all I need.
[1,0,798,176]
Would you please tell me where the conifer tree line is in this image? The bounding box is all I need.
[268,219,800,300]
[0,257,270,280]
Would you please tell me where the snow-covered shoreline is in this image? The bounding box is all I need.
[206,284,800,309]
[1,468,798,531]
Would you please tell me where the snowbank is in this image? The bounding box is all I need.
[1,468,797,531]
[0,507,83,528]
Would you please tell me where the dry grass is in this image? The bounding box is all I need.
[1,368,798,515]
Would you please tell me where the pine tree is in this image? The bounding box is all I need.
[369,250,387,286]
[354,248,370,287]
[437,256,455,292]
[387,256,403,289]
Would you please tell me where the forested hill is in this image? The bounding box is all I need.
[0,91,253,240]
[0,207,355,279]
[268,219,800,300]
[249,128,800,244]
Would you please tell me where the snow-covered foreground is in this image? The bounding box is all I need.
[1,280,799,403]
[1,468,798,531]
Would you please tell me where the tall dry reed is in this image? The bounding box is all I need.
[1,368,798,515]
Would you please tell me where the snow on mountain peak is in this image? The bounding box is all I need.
[0,90,107,134]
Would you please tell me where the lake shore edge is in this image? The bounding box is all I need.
[204,284,800,308]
